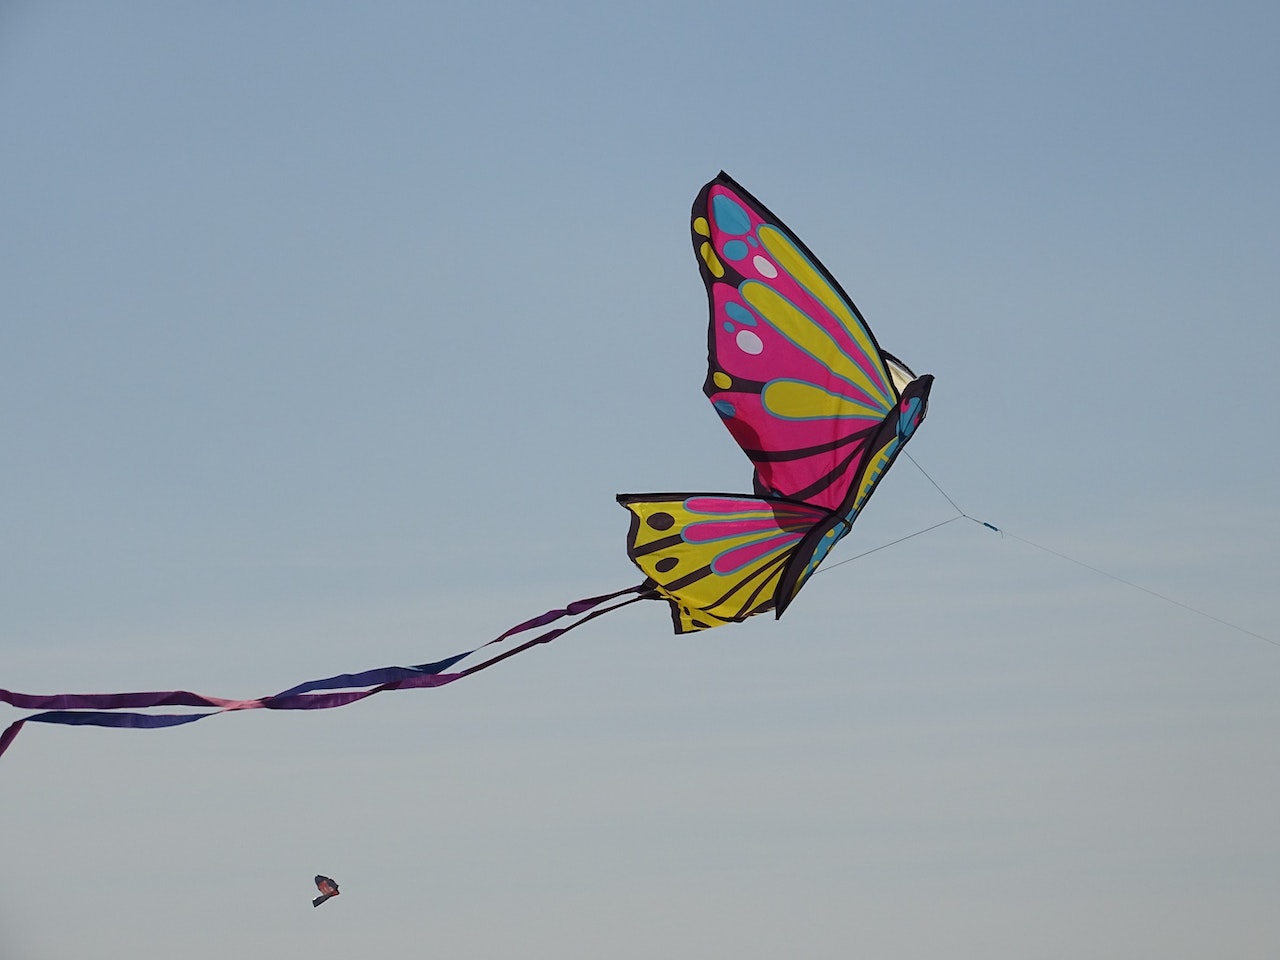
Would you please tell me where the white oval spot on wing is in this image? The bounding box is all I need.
[736,330,764,355]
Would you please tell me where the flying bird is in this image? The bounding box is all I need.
[313,874,340,907]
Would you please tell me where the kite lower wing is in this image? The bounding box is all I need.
[617,493,835,633]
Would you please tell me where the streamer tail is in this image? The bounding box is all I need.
[0,584,656,760]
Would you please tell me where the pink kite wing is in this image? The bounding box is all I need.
[692,173,916,513]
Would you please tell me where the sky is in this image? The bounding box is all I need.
[2,1,1278,956]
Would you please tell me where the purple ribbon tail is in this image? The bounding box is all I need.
[1,720,26,758]
[0,583,655,761]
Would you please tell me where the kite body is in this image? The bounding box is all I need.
[620,173,933,633]
[313,875,340,907]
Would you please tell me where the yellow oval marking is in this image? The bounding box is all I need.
[700,241,724,278]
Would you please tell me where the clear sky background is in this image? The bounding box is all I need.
[2,2,1277,957]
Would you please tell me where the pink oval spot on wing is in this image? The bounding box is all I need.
[712,531,805,574]
[736,329,763,355]
[684,517,799,543]
[686,497,773,514]
[752,255,778,278]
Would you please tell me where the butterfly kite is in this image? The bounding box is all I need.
[312,875,340,908]
[0,173,932,759]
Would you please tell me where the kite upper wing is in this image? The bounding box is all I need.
[692,172,921,514]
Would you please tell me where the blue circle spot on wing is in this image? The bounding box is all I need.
[724,302,756,326]
[712,194,752,235]
[722,239,749,261]
[723,321,735,332]
[714,399,736,419]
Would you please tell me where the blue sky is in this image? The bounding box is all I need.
[2,2,1277,957]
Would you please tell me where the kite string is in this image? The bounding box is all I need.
[902,453,1279,649]
[996,529,1279,648]
[811,448,999,575]
[903,452,1002,534]
[818,515,964,573]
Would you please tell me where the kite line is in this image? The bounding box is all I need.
[896,453,1278,649]
[818,515,965,572]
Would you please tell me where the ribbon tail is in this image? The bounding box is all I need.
[0,583,658,761]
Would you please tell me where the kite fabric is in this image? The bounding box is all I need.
[0,172,931,760]
[313,875,340,908]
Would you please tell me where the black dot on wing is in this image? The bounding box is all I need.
[655,557,678,573]
[648,512,675,531]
